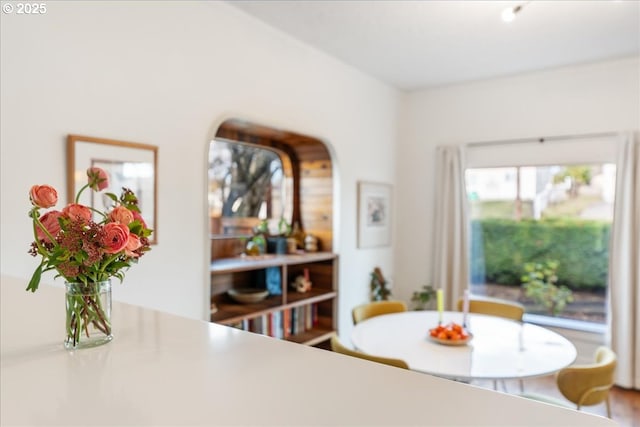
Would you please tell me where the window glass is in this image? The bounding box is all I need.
[208,139,290,236]
[466,163,615,325]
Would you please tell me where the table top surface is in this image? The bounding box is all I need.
[1,276,613,426]
[351,310,577,381]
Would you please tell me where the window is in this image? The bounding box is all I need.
[465,135,619,328]
[208,139,292,236]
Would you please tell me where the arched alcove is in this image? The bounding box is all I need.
[208,119,338,346]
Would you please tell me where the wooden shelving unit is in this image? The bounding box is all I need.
[210,251,338,346]
[209,120,337,347]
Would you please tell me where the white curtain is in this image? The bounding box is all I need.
[431,146,469,309]
[608,133,640,389]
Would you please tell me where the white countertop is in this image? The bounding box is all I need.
[352,311,577,381]
[1,276,616,426]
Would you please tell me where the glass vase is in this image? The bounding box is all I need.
[64,280,113,350]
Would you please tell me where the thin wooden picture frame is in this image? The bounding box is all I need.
[67,134,158,245]
[357,181,392,248]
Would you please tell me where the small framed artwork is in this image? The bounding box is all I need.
[357,181,392,248]
[67,134,158,245]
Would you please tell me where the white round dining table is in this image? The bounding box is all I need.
[351,311,577,381]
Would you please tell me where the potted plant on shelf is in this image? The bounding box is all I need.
[411,285,436,310]
[370,267,391,301]
[264,218,291,254]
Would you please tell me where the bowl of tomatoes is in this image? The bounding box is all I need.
[428,322,472,346]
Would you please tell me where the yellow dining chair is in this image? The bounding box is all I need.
[330,335,409,369]
[521,346,617,418]
[456,294,525,322]
[558,346,617,417]
[351,300,408,324]
[457,294,525,391]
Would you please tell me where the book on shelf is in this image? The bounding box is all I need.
[305,304,312,330]
[272,311,283,339]
[267,312,274,338]
[228,303,319,339]
[291,306,298,335]
[283,308,291,338]
[249,315,268,335]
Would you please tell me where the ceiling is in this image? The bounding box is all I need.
[227,0,640,91]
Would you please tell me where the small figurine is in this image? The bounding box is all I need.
[291,268,312,293]
[304,234,318,252]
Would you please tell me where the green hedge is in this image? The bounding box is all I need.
[470,219,610,290]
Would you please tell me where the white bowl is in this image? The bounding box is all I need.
[227,288,269,304]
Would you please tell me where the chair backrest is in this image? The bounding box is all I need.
[456,295,524,321]
[557,346,617,408]
[351,300,408,324]
[330,335,409,369]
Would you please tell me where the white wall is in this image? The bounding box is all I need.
[0,1,398,337]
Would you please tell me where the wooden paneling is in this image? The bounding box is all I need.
[211,271,256,295]
[211,237,246,260]
[300,160,332,178]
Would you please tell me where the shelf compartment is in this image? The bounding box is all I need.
[211,252,336,274]
[211,295,283,324]
[285,288,336,306]
[286,317,334,346]
[215,306,334,344]
[211,289,336,324]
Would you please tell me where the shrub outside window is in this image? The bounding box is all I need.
[466,163,616,325]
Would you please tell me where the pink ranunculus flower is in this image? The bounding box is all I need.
[125,234,142,258]
[30,185,58,208]
[109,206,134,225]
[36,210,62,243]
[87,167,109,192]
[63,203,92,223]
[132,211,148,229]
[102,222,130,254]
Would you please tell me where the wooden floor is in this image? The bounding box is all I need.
[474,375,640,427]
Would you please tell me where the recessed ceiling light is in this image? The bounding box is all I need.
[501,2,529,23]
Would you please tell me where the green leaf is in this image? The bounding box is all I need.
[105,193,119,204]
[109,261,131,270]
[129,221,144,235]
[26,264,42,292]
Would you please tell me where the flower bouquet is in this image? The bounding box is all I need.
[28,167,152,349]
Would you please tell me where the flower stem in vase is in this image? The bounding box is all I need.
[64,281,112,350]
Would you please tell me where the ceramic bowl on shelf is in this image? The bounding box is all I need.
[227,288,269,304]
